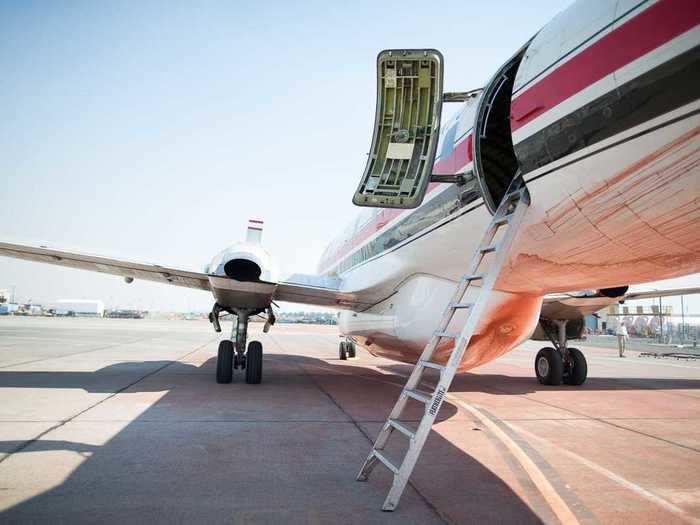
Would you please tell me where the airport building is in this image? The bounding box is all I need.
[53,299,105,317]
[0,303,19,315]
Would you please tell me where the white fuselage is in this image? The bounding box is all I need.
[317,0,700,369]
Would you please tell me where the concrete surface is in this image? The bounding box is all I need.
[0,317,698,524]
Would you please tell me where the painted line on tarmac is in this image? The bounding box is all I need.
[447,397,581,525]
[304,355,699,523]
[504,421,700,525]
[503,392,700,454]
[301,359,582,524]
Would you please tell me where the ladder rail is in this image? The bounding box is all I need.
[356,178,530,511]
[444,191,528,372]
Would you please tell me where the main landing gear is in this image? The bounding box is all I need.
[210,304,273,385]
[535,319,587,386]
[339,338,356,360]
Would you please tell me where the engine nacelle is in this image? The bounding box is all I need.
[207,242,278,283]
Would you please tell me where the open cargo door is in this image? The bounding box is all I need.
[353,49,444,209]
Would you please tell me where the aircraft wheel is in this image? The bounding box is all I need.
[245,340,263,384]
[339,341,348,360]
[347,341,356,358]
[564,348,587,386]
[216,340,234,384]
[535,347,563,386]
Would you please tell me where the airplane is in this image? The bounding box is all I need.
[1,0,699,390]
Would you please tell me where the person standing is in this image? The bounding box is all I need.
[616,323,629,357]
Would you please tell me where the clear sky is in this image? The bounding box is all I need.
[1,1,698,315]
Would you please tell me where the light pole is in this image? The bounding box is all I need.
[681,295,685,343]
[658,295,663,343]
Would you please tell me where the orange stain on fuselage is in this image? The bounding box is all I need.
[501,125,700,294]
[357,293,543,372]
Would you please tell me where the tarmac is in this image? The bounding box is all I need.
[0,317,698,524]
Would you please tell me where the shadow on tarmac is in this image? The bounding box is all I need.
[0,354,557,524]
[1,359,697,394]
[0,440,99,455]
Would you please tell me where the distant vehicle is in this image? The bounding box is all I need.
[105,309,146,319]
[1,0,699,391]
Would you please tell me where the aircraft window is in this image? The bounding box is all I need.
[437,124,457,161]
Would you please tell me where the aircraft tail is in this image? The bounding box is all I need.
[246,219,264,244]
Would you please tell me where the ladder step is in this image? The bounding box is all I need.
[450,302,473,309]
[404,388,431,404]
[388,419,416,440]
[462,273,484,282]
[419,359,446,371]
[373,450,399,475]
[434,331,458,339]
[480,244,498,254]
[493,215,512,226]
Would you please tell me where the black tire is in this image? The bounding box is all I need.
[339,341,348,360]
[347,342,356,358]
[535,347,564,386]
[216,340,234,384]
[564,348,587,386]
[245,340,263,384]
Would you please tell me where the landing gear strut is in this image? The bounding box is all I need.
[210,304,268,384]
[535,319,587,386]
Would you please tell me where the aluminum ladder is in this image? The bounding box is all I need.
[356,176,530,511]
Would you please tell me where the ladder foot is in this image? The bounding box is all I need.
[357,455,378,481]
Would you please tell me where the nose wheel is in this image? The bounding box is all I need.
[246,341,263,384]
[213,306,266,384]
[216,340,234,384]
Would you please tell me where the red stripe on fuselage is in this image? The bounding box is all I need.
[321,130,476,273]
[320,182,448,272]
[511,0,700,132]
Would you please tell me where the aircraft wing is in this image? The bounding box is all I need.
[0,241,211,291]
[0,241,376,310]
[275,274,375,310]
[541,286,700,320]
[620,287,700,301]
